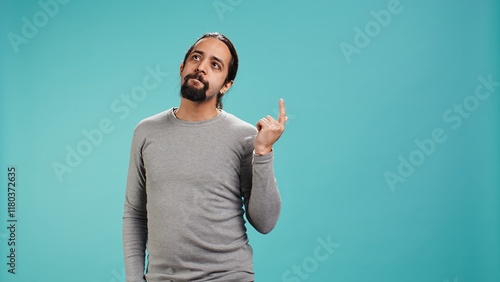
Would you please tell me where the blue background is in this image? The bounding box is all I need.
[1,0,499,281]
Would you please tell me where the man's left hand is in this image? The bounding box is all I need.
[254,98,288,155]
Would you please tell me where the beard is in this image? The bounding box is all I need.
[180,73,212,103]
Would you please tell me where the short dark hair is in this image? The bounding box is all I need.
[182,32,239,109]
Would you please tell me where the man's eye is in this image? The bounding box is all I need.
[192,54,200,60]
[212,62,220,69]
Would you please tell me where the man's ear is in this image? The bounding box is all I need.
[179,62,184,74]
[220,80,234,95]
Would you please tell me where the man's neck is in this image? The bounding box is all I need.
[175,99,220,121]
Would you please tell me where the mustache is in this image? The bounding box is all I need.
[184,73,208,86]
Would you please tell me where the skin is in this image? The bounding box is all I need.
[177,37,287,155]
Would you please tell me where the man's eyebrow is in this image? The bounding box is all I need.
[192,50,204,56]
[192,49,225,68]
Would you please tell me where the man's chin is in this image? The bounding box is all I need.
[181,90,205,102]
[184,97,205,103]
[180,82,214,103]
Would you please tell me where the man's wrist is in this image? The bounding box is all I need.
[254,147,273,156]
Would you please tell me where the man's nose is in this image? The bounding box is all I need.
[195,59,208,74]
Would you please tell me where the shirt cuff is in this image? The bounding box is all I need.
[253,149,274,163]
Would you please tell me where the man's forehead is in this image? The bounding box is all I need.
[191,37,231,63]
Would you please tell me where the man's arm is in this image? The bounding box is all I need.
[241,99,287,234]
[122,129,148,282]
[241,150,282,234]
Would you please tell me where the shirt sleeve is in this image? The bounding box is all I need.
[122,128,148,282]
[240,145,282,234]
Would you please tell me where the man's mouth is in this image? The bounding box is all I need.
[190,78,203,86]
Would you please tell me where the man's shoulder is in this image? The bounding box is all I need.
[223,111,257,135]
[133,109,171,133]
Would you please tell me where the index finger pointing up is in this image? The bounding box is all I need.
[278,98,287,125]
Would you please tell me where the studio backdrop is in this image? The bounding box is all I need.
[1,0,499,281]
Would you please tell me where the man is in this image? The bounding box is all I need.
[123,32,286,282]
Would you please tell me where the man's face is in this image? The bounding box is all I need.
[180,37,233,103]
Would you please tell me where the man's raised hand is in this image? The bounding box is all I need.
[254,98,288,155]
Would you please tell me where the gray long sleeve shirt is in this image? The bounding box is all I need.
[122,108,281,282]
